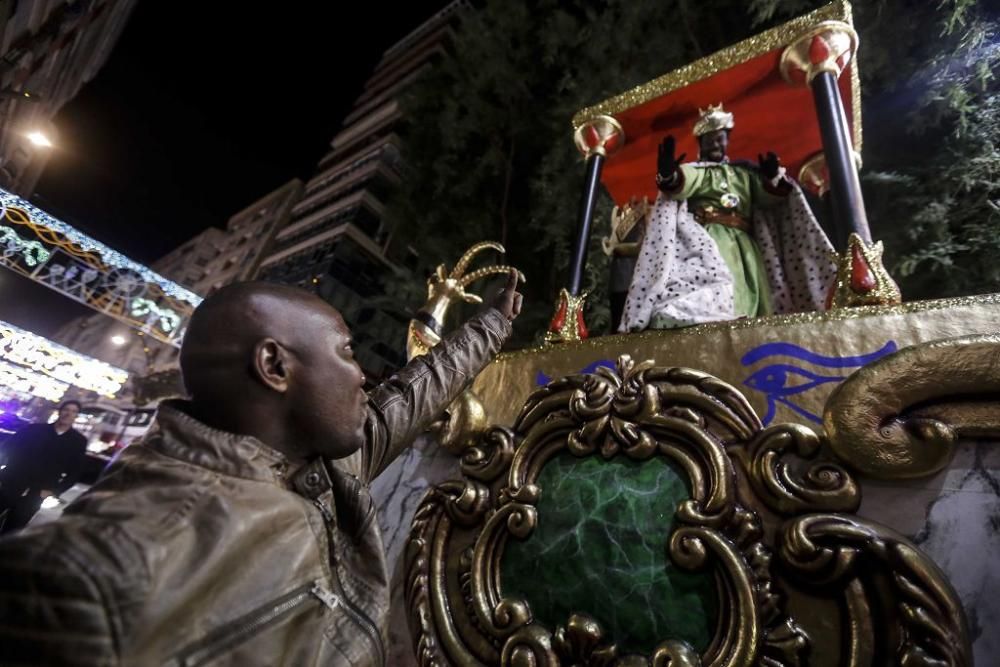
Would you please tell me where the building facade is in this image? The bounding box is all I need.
[0,0,137,196]
[57,0,471,387]
[256,1,469,380]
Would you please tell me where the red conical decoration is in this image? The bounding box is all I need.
[809,35,831,65]
[549,297,567,332]
[850,243,876,293]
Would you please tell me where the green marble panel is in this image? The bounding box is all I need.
[500,452,716,653]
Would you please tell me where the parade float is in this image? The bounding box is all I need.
[390,3,998,665]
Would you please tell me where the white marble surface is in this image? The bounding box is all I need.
[371,433,460,667]
[859,439,1000,665]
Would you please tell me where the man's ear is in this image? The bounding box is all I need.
[252,338,290,393]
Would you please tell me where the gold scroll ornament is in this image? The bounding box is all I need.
[406,352,972,666]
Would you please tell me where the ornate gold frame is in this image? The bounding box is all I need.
[406,351,972,666]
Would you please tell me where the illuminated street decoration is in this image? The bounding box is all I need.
[130,297,182,334]
[0,319,129,398]
[1,225,50,266]
[0,189,203,346]
[0,359,69,402]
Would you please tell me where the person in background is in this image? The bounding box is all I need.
[0,399,88,533]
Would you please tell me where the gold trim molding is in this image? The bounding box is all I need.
[491,292,1000,364]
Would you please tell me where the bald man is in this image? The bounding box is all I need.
[0,276,521,666]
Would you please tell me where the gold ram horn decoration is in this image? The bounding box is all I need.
[406,241,525,455]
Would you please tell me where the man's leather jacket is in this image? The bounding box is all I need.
[0,309,511,666]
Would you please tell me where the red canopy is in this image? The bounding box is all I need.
[573,1,860,206]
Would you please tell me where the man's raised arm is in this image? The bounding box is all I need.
[360,271,522,481]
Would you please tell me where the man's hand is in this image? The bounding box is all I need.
[490,270,523,321]
[758,151,781,180]
[656,135,685,185]
[39,490,53,499]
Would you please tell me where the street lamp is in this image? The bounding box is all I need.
[26,131,52,148]
[0,88,50,148]
[0,89,38,102]
[108,331,156,373]
[0,89,53,194]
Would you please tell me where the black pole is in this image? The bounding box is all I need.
[568,153,605,296]
[811,71,871,245]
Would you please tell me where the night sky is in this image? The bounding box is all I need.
[0,2,448,336]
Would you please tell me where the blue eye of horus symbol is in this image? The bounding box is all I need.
[741,340,897,425]
[532,340,897,428]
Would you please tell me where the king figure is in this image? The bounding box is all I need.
[619,104,836,331]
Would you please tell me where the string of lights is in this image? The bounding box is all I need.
[0,319,129,398]
[0,188,203,307]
